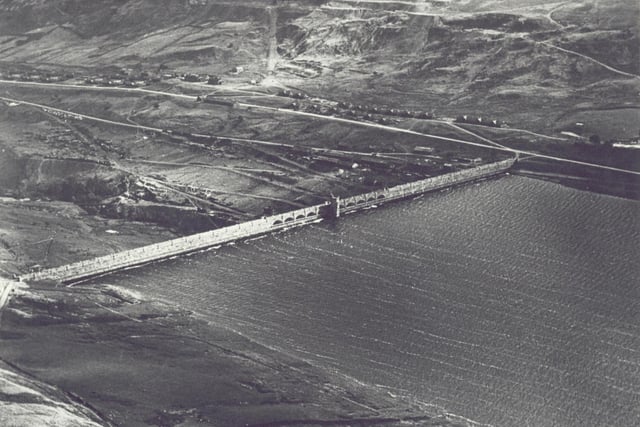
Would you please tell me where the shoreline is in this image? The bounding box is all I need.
[513,167,640,200]
[1,170,636,427]
[0,280,482,427]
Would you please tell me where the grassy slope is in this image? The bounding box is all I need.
[284,1,639,134]
[0,283,475,427]
[0,0,637,135]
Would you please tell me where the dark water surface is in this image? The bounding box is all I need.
[93,176,640,426]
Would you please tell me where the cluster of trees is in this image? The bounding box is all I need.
[33,174,128,205]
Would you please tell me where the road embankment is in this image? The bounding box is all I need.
[0,279,16,314]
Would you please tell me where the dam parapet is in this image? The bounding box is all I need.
[338,158,515,214]
[20,158,515,284]
[20,204,328,284]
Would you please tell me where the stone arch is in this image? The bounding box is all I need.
[273,220,283,226]
[307,211,316,217]
[295,214,305,220]
[284,217,294,222]
[377,194,386,199]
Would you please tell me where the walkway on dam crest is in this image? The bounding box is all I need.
[18,158,515,285]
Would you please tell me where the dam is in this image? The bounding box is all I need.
[18,157,516,284]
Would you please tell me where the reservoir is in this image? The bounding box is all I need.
[90,176,640,427]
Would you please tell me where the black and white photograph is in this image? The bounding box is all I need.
[0,1,638,426]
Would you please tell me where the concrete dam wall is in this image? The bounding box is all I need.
[19,158,515,284]
[20,204,328,284]
[335,158,516,216]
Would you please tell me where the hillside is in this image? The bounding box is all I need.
[0,0,637,132]
[0,1,639,426]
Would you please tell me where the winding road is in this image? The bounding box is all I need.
[236,102,640,176]
[2,81,640,177]
[539,41,640,80]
